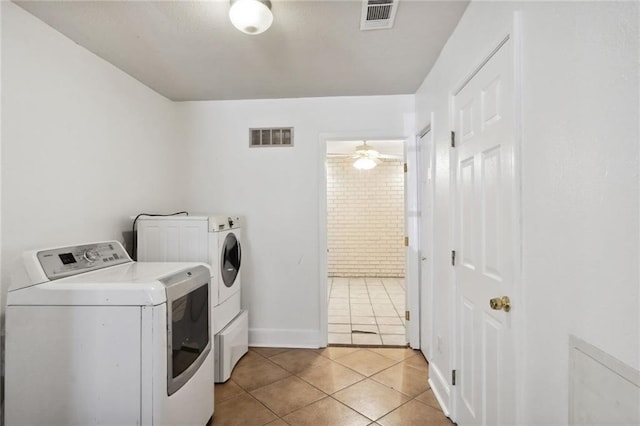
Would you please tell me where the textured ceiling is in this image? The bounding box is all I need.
[15,0,469,102]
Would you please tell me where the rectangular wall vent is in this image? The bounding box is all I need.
[361,0,399,30]
[250,127,294,147]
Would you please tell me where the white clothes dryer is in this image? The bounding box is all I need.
[5,241,214,426]
[136,214,248,382]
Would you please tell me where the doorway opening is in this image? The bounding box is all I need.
[325,139,406,346]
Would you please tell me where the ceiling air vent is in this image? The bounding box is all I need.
[250,127,294,147]
[360,0,399,30]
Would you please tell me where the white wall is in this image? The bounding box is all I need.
[1,2,187,292]
[326,157,405,278]
[1,0,415,351]
[415,1,639,423]
[177,95,413,346]
[6,1,638,422]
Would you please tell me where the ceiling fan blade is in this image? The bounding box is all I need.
[327,153,357,158]
[377,154,402,160]
[355,143,379,157]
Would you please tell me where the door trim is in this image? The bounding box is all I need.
[404,132,421,348]
[453,35,511,96]
[417,120,435,360]
[318,132,416,348]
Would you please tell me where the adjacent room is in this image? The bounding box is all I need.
[325,139,407,346]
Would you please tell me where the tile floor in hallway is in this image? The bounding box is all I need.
[213,346,452,426]
[328,277,406,346]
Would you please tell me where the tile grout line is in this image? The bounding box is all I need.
[217,347,443,426]
[364,277,382,340]
[369,276,387,345]
[286,349,404,423]
[350,277,380,345]
[377,277,401,345]
[347,277,353,344]
[328,276,407,346]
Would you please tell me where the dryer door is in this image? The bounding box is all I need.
[219,232,241,303]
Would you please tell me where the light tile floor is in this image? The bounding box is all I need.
[328,277,406,346]
[213,347,452,426]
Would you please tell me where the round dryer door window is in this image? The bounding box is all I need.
[221,233,241,288]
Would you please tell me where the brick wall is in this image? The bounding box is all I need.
[326,157,405,277]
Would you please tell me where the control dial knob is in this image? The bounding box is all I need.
[83,249,100,263]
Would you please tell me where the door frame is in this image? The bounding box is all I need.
[417,121,435,360]
[318,132,419,348]
[449,14,524,423]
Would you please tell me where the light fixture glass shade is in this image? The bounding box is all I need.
[229,0,273,35]
[353,157,377,170]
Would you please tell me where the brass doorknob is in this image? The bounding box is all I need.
[489,296,511,312]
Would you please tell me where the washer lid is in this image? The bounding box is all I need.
[7,262,211,307]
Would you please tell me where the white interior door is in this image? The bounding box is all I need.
[418,127,434,360]
[453,36,516,425]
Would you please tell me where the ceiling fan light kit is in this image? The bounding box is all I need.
[353,157,378,170]
[354,143,377,157]
[229,0,273,35]
[352,142,382,170]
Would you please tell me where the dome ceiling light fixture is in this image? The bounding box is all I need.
[229,0,273,35]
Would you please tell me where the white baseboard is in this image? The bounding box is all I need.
[429,362,452,418]
[249,327,321,349]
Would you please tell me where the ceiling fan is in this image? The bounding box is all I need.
[327,141,402,170]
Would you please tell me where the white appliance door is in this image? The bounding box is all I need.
[218,230,241,304]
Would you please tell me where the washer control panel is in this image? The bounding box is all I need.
[37,241,132,280]
[208,215,241,232]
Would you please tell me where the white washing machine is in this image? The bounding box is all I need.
[5,241,214,426]
[136,214,248,382]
